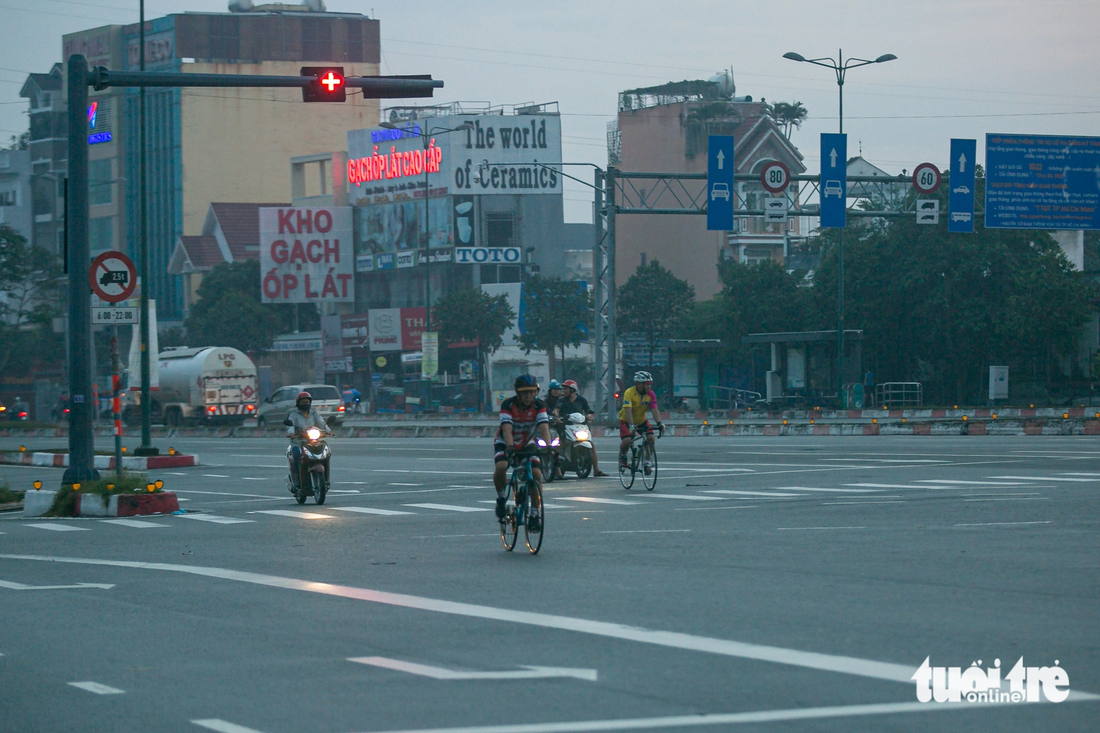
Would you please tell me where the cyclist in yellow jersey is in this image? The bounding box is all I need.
[618,371,663,472]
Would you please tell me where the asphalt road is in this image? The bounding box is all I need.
[1,434,1098,733]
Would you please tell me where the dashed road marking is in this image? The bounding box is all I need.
[177,515,255,525]
[636,494,726,501]
[25,523,89,532]
[203,474,230,478]
[704,489,804,497]
[774,487,879,493]
[331,506,415,516]
[558,497,640,506]
[916,480,1027,486]
[252,510,333,520]
[601,529,691,534]
[192,720,267,733]
[68,681,124,695]
[954,521,1053,527]
[990,475,1096,483]
[403,503,490,513]
[101,519,169,528]
[777,526,867,531]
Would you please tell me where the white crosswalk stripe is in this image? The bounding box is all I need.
[253,510,334,520]
[558,497,640,505]
[25,523,89,532]
[774,487,880,493]
[990,475,1097,482]
[101,519,169,528]
[177,514,255,525]
[704,489,805,497]
[331,506,415,516]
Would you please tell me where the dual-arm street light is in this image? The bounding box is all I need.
[782,49,896,406]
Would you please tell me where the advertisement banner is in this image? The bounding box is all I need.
[421,331,439,380]
[341,314,370,354]
[368,308,402,352]
[259,207,354,304]
[346,114,563,205]
[400,307,427,351]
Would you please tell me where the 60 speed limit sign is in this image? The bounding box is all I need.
[760,161,791,194]
[912,163,941,194]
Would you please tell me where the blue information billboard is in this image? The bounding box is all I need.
[985,133,1100,230]
[819,133,847,228]
[706,135,735,231]
[948,138,976,233]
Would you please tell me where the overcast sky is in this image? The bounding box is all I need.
[3,0,1099,221]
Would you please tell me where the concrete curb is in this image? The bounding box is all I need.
[76,492,180,517]
[0,452,199,469]
[23,490,56,517]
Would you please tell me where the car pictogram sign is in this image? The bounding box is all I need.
[89,251,137,303]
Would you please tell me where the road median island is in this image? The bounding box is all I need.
[20,474,179,517]
[0,451,198,469]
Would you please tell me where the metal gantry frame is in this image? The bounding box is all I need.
[591,166,974,420]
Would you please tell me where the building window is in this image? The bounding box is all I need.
[89,159,112,206]
[302,18,333,61]
[742,247,772,266]
[210,15,241,60]
[89,216,113,252]
[485,212,515,248]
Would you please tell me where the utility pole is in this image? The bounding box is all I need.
[135,0,156,455]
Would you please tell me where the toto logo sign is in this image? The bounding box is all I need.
[455,247,521,264]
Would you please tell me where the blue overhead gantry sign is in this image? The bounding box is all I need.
[707,135,734,231]
[949,138,977,233]
[986,133,1100,230]
[819,133,847,228]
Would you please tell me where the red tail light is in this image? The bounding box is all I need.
[18,412,28,418]
[338,405,345,412]
[208,406,216,413]
[246,404,255,411]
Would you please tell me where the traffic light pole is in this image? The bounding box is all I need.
[61,54,443,483]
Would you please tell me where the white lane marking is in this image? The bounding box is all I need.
[101,519,169,528]
[703,490,805,498]
[240,477,266,481]
[676,505,760,511]
[916,480,1027,486]
[990,475,1097,482]
[192,720,268,733]
[775,487,879,494]
[174,490,275,499]
[1060,472,1100,476]
[336,481,369,485]
[203,474,230,478]
[331,507,415,516]
[25,524,89,532]
[777,526,867,531]
[450,485,487,489]
[659,467,757,473]
[374,469,484,475]
[821,501,905,506]
[403,503,490,513]
[0,580,114,590]
[388,482,424,487]
[177,498,191,502]
[558,497,640,506]
[252,510,333,520]
[0,553,922,684]
[635,494,725,501]
[349,656,598,681]
[478,501,569,509]
[68,681,124,695]
[329,489,361,494]
[335,698,1100,733]
[178,515,255,525]
[954,521,1053,528]
[600,529,691,534]
[822,458,949,463]
[163,472,188,476]
[964,497,1051,502]
[845,483,931,490]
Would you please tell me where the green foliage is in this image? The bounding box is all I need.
[765,101,809,138]
[45,472,154,517]
[2,131,29,150]
[432,288,514,354]
[0,224,65,375]
[183,260,317,357]
[518,276,592,378]
[618,260,695,364]
[714,259,814,359]
[0,478,24,505]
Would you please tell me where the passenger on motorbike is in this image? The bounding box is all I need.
[286,391,333,490]
[556,380,608,477]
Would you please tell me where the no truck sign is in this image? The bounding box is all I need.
[259,207,354,304]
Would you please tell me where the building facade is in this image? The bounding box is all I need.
[0,149,32,241]
[612,77,806,299]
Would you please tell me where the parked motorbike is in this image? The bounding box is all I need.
[547,412,593,480]
[283,418,331,505]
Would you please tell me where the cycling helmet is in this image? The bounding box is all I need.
[634,371,653,383]
[548,379,562,391]
[514,374,540,392]
[562,379,579,391]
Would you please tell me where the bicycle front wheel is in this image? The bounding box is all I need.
[500,482,518,551]
[643,441,658,491]
[524,480,543,554]
[619,447,636,490]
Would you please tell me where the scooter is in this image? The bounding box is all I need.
[283,419,332,505]
[550,412,594,479]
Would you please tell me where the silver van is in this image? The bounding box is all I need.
[256,384,345,427]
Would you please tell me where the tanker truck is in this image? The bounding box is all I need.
[125,347,259,427]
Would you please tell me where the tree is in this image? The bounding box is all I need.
[617,260,695,367]
[0,224,64,375]
[2,131,29,151]
[716,258,814,359]
[766,101,808,138]
[432,287,515,411]
[517,275,592,380]
[183,260,318,357]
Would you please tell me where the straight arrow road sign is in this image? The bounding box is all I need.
[949,138,976,233]
[349,656,598,682]
[707,135,735,231]
[819,133,847,228]
[0,580,115,590]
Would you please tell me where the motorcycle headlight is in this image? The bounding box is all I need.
[574,430,590,441]
[306,427,321,441]
[536,438,547,447]
[551,437,560,447]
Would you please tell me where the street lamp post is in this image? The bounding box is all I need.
[782,49,896,406]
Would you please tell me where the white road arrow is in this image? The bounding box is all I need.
[829,148,838,167]
[716,150,725,169]
[958,153,967,173]
[349,656,598,682]
[0,580,114,591]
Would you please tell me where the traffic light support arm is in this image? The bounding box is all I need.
[89,67,442,97]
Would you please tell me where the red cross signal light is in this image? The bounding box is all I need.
[301,66,346,103]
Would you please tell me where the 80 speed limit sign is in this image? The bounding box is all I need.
[912,163,941,194]
[760,161,791,194]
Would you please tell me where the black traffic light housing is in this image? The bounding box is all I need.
[301,67,346,102]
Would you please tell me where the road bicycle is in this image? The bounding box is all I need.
[619,424,663,491]
[499,445,545,554]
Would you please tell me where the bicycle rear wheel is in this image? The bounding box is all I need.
[500,481,518,551]
[524,480,543,554]
[618,445,636,490]
[643,441,658,491]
